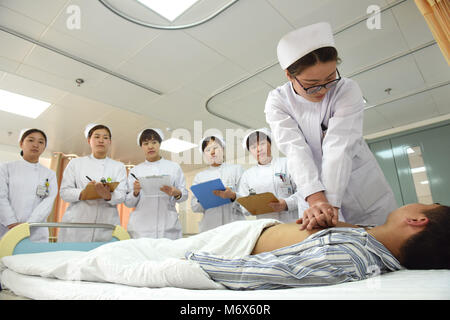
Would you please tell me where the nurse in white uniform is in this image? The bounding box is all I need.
[58,124,127,242]
[0,129,57,242]
[237,128,299,222]
[191,135,244,232]
[125,129,188,239]
[264,22,397,229]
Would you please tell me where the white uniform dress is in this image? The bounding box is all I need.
[58,154,127,242]
[265,78,397,225]
[0,159,57,242]
[191,163,245,232]
[237,157,299,222]
[125,158,188,239]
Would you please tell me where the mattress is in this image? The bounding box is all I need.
[1,268,449,300]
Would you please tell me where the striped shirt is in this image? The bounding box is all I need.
[186,227,403,290]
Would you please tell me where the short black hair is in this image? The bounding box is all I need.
[20,128,47,157]
[399,204,450,269]
[139,129,162,146]
[287,46,340,76]
[201,136,225,152]
[88,124,111,139]
[246,132,271,150]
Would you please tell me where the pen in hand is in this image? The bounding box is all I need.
[86,176,92,181]
[130,173,139,180]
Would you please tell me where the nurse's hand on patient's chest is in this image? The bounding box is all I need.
[299,192,339,230]
[268,199,287,212]
[94,181,112,200]
[297,203,339,230]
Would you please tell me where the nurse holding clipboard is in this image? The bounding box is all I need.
[265,22,397,230]
[125,129,188,239]
[58,124,127,242]
[237,128,299,222]
[190,135,244,232]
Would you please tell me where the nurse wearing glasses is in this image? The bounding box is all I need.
[265,22,397,230]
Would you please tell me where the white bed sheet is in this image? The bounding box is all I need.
[2,268,449,300]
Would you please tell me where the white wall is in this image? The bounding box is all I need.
[0,143,21,163]
[0,143,52,168]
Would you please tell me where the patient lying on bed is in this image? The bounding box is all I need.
[189,202,450,289]
[1,203,448,291]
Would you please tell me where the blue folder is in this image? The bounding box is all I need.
[190,178,231,210]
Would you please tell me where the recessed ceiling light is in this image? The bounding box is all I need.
[160,138,198,153]
[0,89,51,119]
[136,0,200,22]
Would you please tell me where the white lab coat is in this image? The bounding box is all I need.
[0,159,57,242]
[191,163,245,232]
[58,155,127,242]
[265,78,398,225]
[237,157,299,222]
[125,158,188,239]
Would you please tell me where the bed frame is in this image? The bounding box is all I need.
[0,222,130,259]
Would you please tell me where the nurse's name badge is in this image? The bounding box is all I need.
[36,179,50,198]
[36,185,49,198]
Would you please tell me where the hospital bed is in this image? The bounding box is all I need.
[0,222,130,258]
[0,222,130,299]
[0,224,449,300]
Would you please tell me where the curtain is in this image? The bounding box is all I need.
[415,0,450,65]
[119,165,134,230]
[118,201,133,230]
[48,152,72,242]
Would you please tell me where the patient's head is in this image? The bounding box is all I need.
[394,203,450,269]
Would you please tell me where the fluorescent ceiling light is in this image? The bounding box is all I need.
[136,0,200,22]
[160,138,197,153]
[0,89,51,119]
[420,180,429,185]
[406,147,415,154]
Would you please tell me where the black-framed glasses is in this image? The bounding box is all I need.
[294,69,341,94]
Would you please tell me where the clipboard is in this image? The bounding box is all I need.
[80,182,119,200]
[139,175,171,196]
[190,178,231,210]
[236,192,279,215]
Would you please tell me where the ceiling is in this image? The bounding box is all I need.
[0,0,449,172]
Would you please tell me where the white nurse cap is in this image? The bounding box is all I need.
[242,127,272,151]
[136,128,165,146]
[84,123,97,139]
[18,128,32,142]
[198,134,226,153]
[277,22,335,70]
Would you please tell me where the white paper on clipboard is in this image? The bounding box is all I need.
[139,175,171,196]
